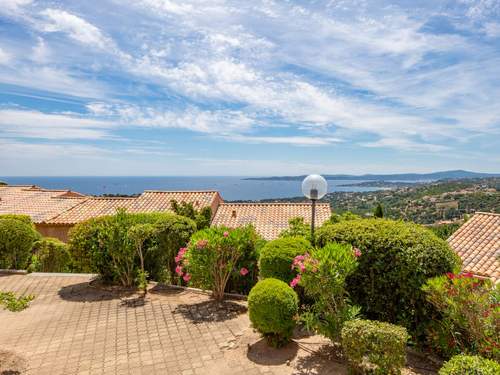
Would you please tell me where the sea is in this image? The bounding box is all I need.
[0,176,381,201]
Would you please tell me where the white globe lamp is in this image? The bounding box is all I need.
[302,174,328,245]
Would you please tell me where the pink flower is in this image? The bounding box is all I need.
[290,274,301,288]
[353,248,362,258]
[239,267,249,276]
[223,231,229,237]
[196,239,208,249]
[298,263,306,273]
[183,273,191,282]
[175,265,183,275]
[175,255,182,264]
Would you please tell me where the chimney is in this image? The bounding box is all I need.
[231,210,237,218]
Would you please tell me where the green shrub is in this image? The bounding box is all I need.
[0,214,34,226]
[0,218,40,269]
[293,243,361,342]
[259,237,312,283]
[248,278,299,347]
[279,217,310,240]
[151,214,196,283]
[439,354,500,375]
[316,219,461,336]
[170,199,212,230]
[179,226,261,299]
[422,274,500,360]
[29,237,72,272]
[68,210,195,286]
[0,291,35,312]
[341,319,409,375]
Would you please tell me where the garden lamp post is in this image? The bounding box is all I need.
[302,174,327,246]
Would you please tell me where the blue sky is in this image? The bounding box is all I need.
[1,0,499,176]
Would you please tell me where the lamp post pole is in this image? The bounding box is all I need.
[311,198,316,246]
[302,175,327,248]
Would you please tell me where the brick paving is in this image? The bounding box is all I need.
[0,274,437,375]
[0,274,276,375]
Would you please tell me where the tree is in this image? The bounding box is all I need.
[170,200,212,229]
[373,202,384,218]
[128,224,156,296]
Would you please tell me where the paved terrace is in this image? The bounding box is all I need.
[0,274,437,375]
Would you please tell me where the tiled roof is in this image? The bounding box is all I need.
[0,185,87,224]
[211,202,331,240]
[47,190,221,224]
[448,212,500,283]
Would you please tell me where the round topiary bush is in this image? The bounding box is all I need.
[316,219,461,336]
[0,218,40,269]
[259,237,312,283]
[248,278,299,347]
[439,354,500,375]
[30,237,72,273]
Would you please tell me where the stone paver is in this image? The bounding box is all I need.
[0,274,437,375]
[0,274,265,375]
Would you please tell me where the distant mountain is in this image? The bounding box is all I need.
[244,170,500,181]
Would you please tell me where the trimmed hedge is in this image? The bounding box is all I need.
[439,355,500,375]
[341,319,409,375]
[0,218,40,269]
[0,214,34,226]
[248,278,299,347]
[68,210,196,285]
[29,237,72,272]
[316,219,461,335]
[259,237,312,283]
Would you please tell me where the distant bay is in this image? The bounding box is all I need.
[0,176,383,201]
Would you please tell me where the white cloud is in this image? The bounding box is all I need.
[40,9,112,49]
[0,109,115,139]
[221,135,342,146]
[31,37,50,62]
[0,47,11,64]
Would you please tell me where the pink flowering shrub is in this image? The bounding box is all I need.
[422,273,500,360]
[176,226,261,300]
[292,243,361,341]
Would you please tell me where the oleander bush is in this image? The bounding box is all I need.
[439,354,500,375]
[259,237,312,284]
[341,319,409,375]
[316,219,461,336]
[248,278,299,347]
[29,237,72,273]
[178,225,261,299]
[0,218,40,269]
[292,243,361,342]
[422,273,500,360]
[148,214,196,283]
[68,210,195,286]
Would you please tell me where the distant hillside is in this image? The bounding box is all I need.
[245,170,500,181]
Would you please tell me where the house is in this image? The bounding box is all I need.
[212,202,331,240]
[1,185,222,242]
[0,185,87,239]
[1,184,331,242]
[447,212,499,283]
[42,190,223,242]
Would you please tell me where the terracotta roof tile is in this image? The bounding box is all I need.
[211,202,331,240]
[0,185,87,224]
[47,191,221,224]
[448,212,500,283]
